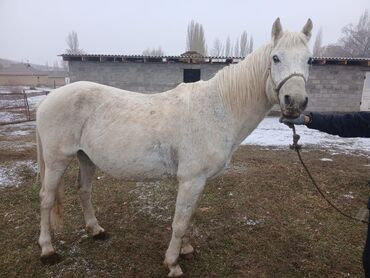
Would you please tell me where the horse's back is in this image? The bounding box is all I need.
[36,81,135,156]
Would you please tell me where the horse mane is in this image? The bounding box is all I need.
[213,31,309,118]
[213,44,272,118]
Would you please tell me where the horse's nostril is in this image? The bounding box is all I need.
[284,95,292,105]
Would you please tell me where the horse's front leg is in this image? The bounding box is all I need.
[164,176,206,277]
[180,225,194,257]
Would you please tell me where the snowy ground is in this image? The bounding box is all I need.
[27,94,46,109]
[0,160,37,188]
[243,117,370,155]
[0,87,48,123]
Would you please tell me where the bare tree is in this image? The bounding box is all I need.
[53,59,60,70]
[321,9,370,57]
[340,9,370,57]
[239,31,248,56]
[225,36,231,57]
[321,44,346,57]
[234,38,240,57]
[239,31,254,56]
[313,27,323,56]
[186,20,207,55]
[211,38,224,56]
[142,47,164,56]
[65,31,84,54]
[248,37,254,54]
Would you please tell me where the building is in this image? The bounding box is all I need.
[62,54,370,113]
[0,63,67,87]
[63,53,242,93]
[308,57,370,112]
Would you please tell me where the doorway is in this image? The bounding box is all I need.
[183,69,201,83]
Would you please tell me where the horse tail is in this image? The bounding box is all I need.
[37,127,64,231]
[36,127,44,184]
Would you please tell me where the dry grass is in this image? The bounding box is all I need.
[0,142,369,277]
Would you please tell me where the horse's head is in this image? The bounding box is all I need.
[266,18,312,118]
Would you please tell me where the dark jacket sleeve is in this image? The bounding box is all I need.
[306,112,370,138]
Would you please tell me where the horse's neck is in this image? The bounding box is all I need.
[208,44,274,143]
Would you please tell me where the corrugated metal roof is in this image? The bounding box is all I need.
[312,56,370,61]
[61,54,370,66]
[309,57,370,66]
[60,53,245,64]
[61,53,245,59]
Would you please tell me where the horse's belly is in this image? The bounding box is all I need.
[101,160,174,181]
[85,144,178,181]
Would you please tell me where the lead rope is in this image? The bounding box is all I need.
[290,125,369,224]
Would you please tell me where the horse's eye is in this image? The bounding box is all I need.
[272,55,280,63]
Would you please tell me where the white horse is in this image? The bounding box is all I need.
[36,18,312,277]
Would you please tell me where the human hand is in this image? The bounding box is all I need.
[279,114,308,127]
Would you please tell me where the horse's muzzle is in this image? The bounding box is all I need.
[282,109,301,119]
[281,94,308,119]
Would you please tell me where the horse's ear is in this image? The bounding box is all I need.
[271,18,283,45]
[302,18,313,41]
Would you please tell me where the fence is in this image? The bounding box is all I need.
[0,88,49,125]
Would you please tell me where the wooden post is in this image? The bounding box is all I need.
[22,89,31,121]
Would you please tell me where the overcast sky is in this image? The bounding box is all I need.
[0,0,369,66]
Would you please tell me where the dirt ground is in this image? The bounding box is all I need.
[0,121,369,277]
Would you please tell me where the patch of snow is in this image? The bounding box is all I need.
[0,121,35,136]
[27,95,46,109]
[129,181,174,222]
[0,160,37,189]
[242,117,370,155]
[320,158,333,161]
[343,192,354,199]
[1,99,24,108]
[2,129,31,136]
[242,217,264,226]
[0,111,24,122]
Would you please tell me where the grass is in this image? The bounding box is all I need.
[0,146,369,277]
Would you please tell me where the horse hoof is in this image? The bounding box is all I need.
[180,244,194,259]
[167,264,183,277]
[92,231,110,240]
[180,252,194,260]
[40,252,61,265]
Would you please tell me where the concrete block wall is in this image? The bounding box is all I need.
[306,65,367,112]
[68,61,369,113]
[69,61,225,93]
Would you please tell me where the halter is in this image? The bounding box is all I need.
[268,67,307,96]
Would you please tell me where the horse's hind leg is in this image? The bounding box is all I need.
[77,151,106,238]
[39,160,69,263]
